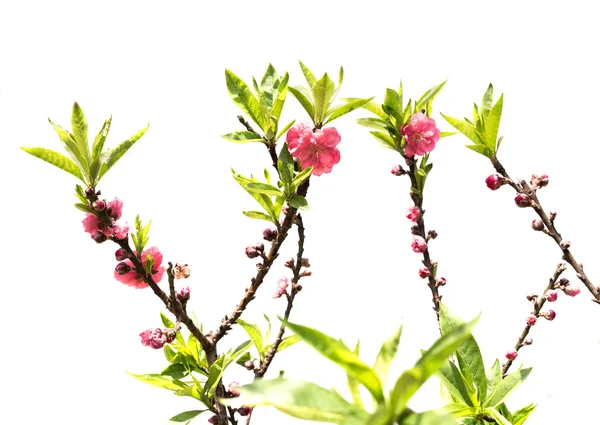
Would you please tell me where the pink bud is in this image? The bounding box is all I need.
[115,248,129,261]
[563,286,581,297]
[436,277,447,287]
[139,328,170,349]
[526,315,537,325]
[208,415,217,424]
[514,194,532,208]
[485,174,505,190]
[406,207,420,222]
[92,230,107,243]
[273,277,289,299]
[411,236,427,253]
[228,381,240,397]
[544,290,558,302]
[531,219,544,231]
[560,240,571,250]
[526,293,538,302]
[173,263,191,279]
[301,258,311,268]
[245,246,260,259]
[244,360,255,370]
[284,258,295,268]
[263,227,278,242]
[505,350,518,361]
[177,286,191,302]
[531,173,549,189]
[391,164,406,176]
[542,310,556,321]
[418,267,430,279]
[237,406,253,417]
[427,229,438,239]
[92,200,106,211]
[523,337,533,345]
[115,262,132,275]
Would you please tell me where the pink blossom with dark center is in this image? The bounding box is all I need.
[406,207,420,222]
[139,328,173,349]
[411,236,427,253]
[114,246,166,289]
[286,124,341,176]
[400,113,440,157]
[82,197,127,239]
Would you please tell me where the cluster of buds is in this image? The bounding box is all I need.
[82,196,130,243]
[139,327,176,349]
[556,277,581,297]
[245,243,264,259]
[284,257,312,279]
[530,173,549,189]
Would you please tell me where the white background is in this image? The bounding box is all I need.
[1,1,599,424]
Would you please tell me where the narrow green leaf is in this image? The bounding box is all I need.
[288,86,315,122]
[161,363,188,380]
[441,403,477,419]
[440,131,457,138]
[169,410,206,422]
[74,203,94,213]
[271,72,289,121]
[299,61,317,89]
[480,84,494,125]
[512,403,537,425]
[382,104,403,125]
[313,73,335,123]
[288,195,308,210]
[260,64,278,112]
[355,117,391,132]
[278,142,295,191]
[353,99,387,120]
[391,317,479,416]
[373,325,402,387]
[324,97,374,125]
[224,339,253,369]
[264,314,272,343]
[48,119,88,175]
[484,368,531,408]
[204,356,224,398]
[440,113,483,146]
[276,119,295,142]
[401,408,457,425]
[485,407,512,425]
[439,304,486,405]
[71,102,90,167]
[127,372,186,391]
[384,89,402,114]
[486,94,504,153]
[187,333,200,365]
[232,171,275,217]
[292,167,312,190]
[465,144,491,157]
[369,131,398,150]
[223,378,369,424]
[222,131,264,143]
[98,125,149,180]
[347,341,364,409]
[263,335,301,356]
[91,116,112,160]
[486,359,502,397]
[437,360,475,407]
[237,319,264,359]
[21,147,84,181]
[416,80,447,111]
[283,320,384,403]
[75,184,87,203]
[242,211,275,222]
[225,69,265,129]
[246,182,283,197]
[161,312,175,328]
[164,344,179,363]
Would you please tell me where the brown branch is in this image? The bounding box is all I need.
[502,263,566,377]
[490,156,600,304]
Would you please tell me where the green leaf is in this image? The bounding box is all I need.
[223,379,368,424]
[437,360,475,407]
[164,344,179,363]
[324,97,374,125]
[353,99,387,120]
[222,131,264,143]
[441,403,477,419]
[264,314,272,343]
[440,131,457,138]
[484,368,531,408]
[369,131,397,150]
[224,339,253,369]
[232,170,275,217]
[91,116,112,161]
[278,142,295,191]
[260,64,278,112]
[480,84,494,125]
[400,408,457,425]
[246,182,284,197]
[127,372,186,391]
[416,80,447,111]
[74,203,94,213]
[204,356,224,398]
[169,410,206,422]
[71,102,90,168]
[161,312,175,328]
[512,403,537,425]
[355,117,391,132]
[485,407,512,425]
[292,167,313,191]
[263,335,301,356]
[373,325,402,387]
[486,94,504,153]
[384,89,402,115]
[271,72,290,121]
[313,73,335,123]
[237,319,264,360]
[346,341,364,409]
[21,147,84,181]
[225,69,265,130]
[242,210,275,222]
[99,125,149,180]
[439,304,486,405]
[440,113,484,146]
[465,144,492,157]
[288,195,309,210]
[161,363,188,380]
[48,118,88,176]
[288,86,315,122]
[486,359,502,398]
[187,333,200,365]
[391,316,479,417]
[299,61,317,90]
[276,119,296,141]
[283,320,384,403]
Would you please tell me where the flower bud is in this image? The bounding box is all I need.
[263,227,278,242]
[228,381,240,397]
[485,174,506,190]
[436,277,447,287]
[427,230,438,239]
[85,186,97,199]
[177,286,191,302]
[418,267,430,279]
[301,258,311,268]
[173,263,191,279]
[526,293,538,302]
[115,262,132,275]
[531,219,544,231]
[208,415,217,424]
[391,164,406,176]
[92,230,107,243]
[410,225,420,235]
[273,277,289,299]
[531,173,549,189]
[411,236,427,253]
[406,207,420,222]
[284,258,295,268]
[523,337,533,345]
[237,406,252,417]
[541,310,556,321]
[549,211,557,222]
[244,360,255,370]
[559,240,571,250]
[514,194,532,208]
[544,290,558,302]
[563,286,581,297]
[505,350,518,361]
[526,315,537,325]
[300,270,312,277]
[92,200,106,211]
[139,328,170,349]
[115,248,129,261]
[245,246,261,259]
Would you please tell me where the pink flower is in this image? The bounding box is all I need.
[400,113,440,157]
[112,222,129,240]
[418,267,430,279]
[406,207,420,222]
[485,174,505,191]
[139,328,174,349]
[563,286,581,297]
[273,276,289,299]
[82,197,127,239]
[545,290,558,302]
[411,236,427,253]
[526,315,537,325]
[505,350,518,361]
[286,125,341,176]
[114,246,166,289]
